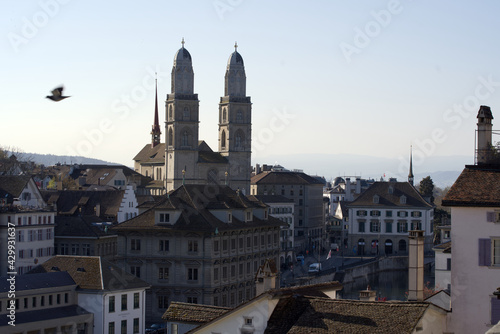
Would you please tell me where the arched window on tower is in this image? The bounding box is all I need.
[236,110,243,123]
[182,130,189,147]
[169,106,173,120]
[221,130,226,149]
[168,128,173,146]
[223,109,227,123]
[183,107,190,120]
[235,131,243,149]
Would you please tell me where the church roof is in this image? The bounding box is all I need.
[174,46,192,65]
[227,50,244,67]
[133,143,166,164]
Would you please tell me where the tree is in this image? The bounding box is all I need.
[419,176,434,204]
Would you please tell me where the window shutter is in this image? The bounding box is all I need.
[491,297,500,325]
[487,212,496,223]
[479,238,491,266]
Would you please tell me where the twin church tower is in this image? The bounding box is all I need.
[134,40,252,194]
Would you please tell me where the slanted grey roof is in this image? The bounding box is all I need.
[162,302,231,323]
[265,296,432,334]
[28,256,150,291]
[251,171,324,185]
[348,181,433,208]
[0,271,75,293]
[0,305,92,326]
[113,184,284,233]
[133,143,166,164]
[0,175,31,197]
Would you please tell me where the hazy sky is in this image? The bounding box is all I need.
[2,1,500,176]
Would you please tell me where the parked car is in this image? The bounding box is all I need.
[145,323,166,334]
[308,263,321,274]
[296,254,305,263]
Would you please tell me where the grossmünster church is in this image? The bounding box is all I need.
[134,40,252,194]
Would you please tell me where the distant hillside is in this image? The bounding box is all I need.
[23,153,114,167]
[253,153,469,189]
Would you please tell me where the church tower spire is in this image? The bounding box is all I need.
[218,43,252,193]
[408,145,414,185]
[151,75,161,148]
[165,39,200,191]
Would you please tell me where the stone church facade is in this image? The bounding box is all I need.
[134,41,252,195]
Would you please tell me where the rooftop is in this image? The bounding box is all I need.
[347,181,433,208]
[162,302,231,323]
[442,165,500,207]
[28,255,150,291]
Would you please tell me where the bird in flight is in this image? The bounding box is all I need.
[46,86,70,101]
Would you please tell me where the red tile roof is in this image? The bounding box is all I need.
[442,165,500,207]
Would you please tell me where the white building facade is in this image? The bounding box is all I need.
[347,180,434,256]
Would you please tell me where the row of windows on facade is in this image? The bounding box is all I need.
[157,287,255,310]
[124,212,138,220]
[108,318,140,334]
[18,247,53,259]
[17,228,52,242]
[2,292,70,312]
[356,238,408,252]
[259,188,304,197]
[9,215,53,226]
[130,258,271,282]
[129,266,200,281]
[356,210,427,218]
[270,207,293,214]
[57,242,117,256]
[213,234,278,252]
[357,220,424,233]
[107,293,140,312]
[213,288,253,308]
[130,235,279,253]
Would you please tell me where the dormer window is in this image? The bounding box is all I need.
[245,211,252,222]
[373,195,379,204]
[388,186,394,194]
[400,195,407,204]
[159,213,170,223]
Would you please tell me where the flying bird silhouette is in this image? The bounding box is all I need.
[46,86,70,101]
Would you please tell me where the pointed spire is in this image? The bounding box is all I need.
[408,145,414,186]
[151,73,161,148]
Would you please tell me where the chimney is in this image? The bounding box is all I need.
[345,178,352,201]
[359,285,377,301]
[95,203,101,217]
[476,105,494,164]
[355,177,361,194]
[255,164,261,175]
[408,230,424,301]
